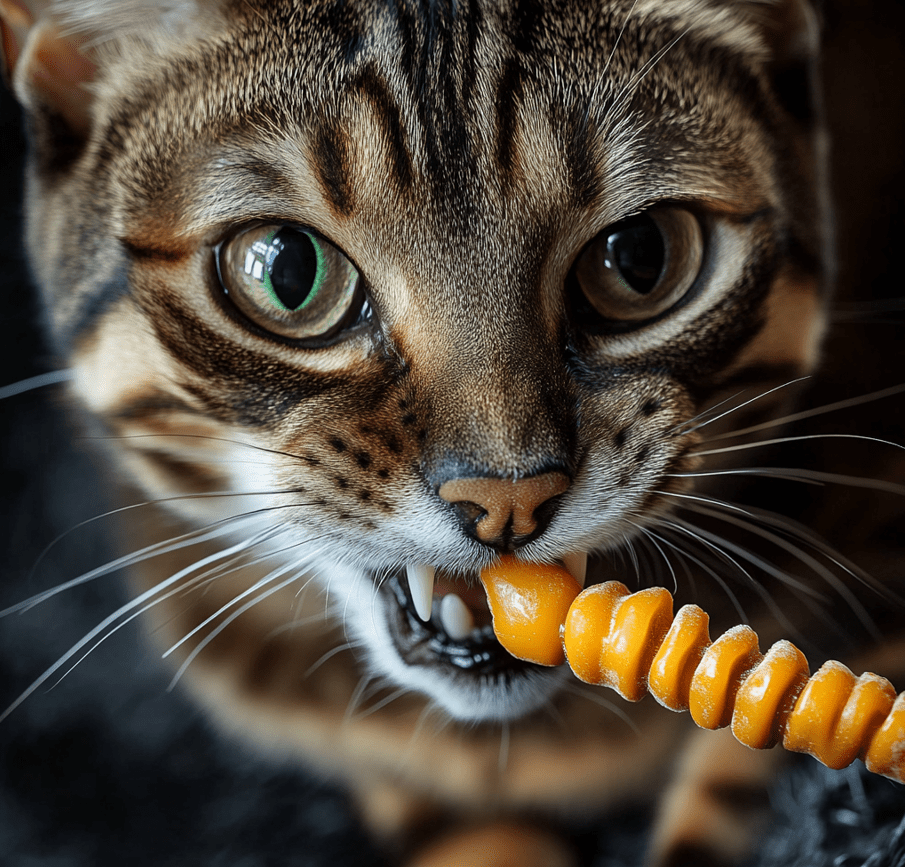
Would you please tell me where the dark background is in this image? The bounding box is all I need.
[2,2,905,865]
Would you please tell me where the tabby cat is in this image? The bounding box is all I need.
[3,0,904,864]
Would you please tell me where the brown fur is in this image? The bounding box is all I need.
[4,1,902,864]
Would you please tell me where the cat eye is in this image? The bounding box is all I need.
[572,208,703,326]
[217,225,364,341]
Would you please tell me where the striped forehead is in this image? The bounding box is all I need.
[102,0,778,238]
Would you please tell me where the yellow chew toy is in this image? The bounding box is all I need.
[480,556,905,784]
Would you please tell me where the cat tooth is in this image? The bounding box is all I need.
[439,593,474,641]
[405,564,435,621]
[562,552,588,587]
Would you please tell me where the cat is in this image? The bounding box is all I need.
[2,0,904,865]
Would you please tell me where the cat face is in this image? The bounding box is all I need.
[9,0,826,723]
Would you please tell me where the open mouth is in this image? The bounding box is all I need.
[382,554,589,676]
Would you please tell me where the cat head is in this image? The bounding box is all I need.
[3,0,829,723]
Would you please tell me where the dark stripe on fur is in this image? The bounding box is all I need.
[64,258,131,351]
[120,238,190,264]
[352,64,414,194]
[310,119,354,217]
[112,394,203,422]
[145,295,343,427]
[495,60,524,186]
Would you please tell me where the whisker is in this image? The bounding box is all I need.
[163,545,321,659]
[667,516,845,644]
[653,489,753,516]
[675,377,809,437]
[26,489,313,590]
[668,466,905,498]
[3,512,277,618]
[0,531,271,723]
[690,432,905,459]
[632,523,678,594]
[600,0,640,80]
[677,503,878,637]
[48,535,282,691]
[701,382,905,443]
[83,431,316,465]
[561,682,640,734]
[343,675,375,726]
[655,522,749,623]
[0,369,74,400]
[727,504,898,603]
[356,686,410,719]
[610,23,694,111]
[304,642,355,678]
[166,569,305,689]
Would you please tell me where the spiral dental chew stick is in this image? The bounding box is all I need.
[479,557,905,783]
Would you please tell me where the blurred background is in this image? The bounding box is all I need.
[1,2,904,865]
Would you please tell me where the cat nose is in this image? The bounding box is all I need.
[437,471,570,550]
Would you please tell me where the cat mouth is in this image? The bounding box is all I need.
[381,555,589,676]
[384,568,532,676]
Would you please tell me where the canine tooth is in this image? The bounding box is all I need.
[439,593,474,640]
[562,551,588,587]
[406,564,435,621]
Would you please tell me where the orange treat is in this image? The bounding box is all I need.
[562,582,630,684]
[596,586,673,701]
[479,556,581,667]
[731,640,810,749]
[784,664,896,769]
[478,558,905,784]
[649,604,711,711]
[864,692,905,783]
[689,625,762,730]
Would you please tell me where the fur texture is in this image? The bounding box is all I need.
[2,1,904,865]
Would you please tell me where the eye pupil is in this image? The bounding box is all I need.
[219,223,363,343]
[605,218,665,295]
[252,229,323,312]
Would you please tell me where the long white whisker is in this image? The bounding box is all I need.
[680,503,882,635]
[667,516,834,642]
[163,553,309,658]
[0,532,270,723]
[676,377,809,437]
[702,382,905,443]
[668,467,905,498]
[3,513,274,617]
[632,523,678,594]
[0,369,74,400]
[48,534,284,690]
[166,570,305,689]
[25,490,313,584]
[304,642,355,678]
[656,522,749,623]
[691,433,905,459]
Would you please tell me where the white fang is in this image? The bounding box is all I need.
[405,563,435,621]
[563,552,588,587]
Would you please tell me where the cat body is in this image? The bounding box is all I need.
[2,1,904,864]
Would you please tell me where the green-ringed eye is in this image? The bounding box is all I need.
[218,225,363,341]
[572,208,703,325]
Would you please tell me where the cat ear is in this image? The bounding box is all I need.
[0,0,97,139]
[719,0,820,123]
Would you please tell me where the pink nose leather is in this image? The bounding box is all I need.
[438,472,570,543]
